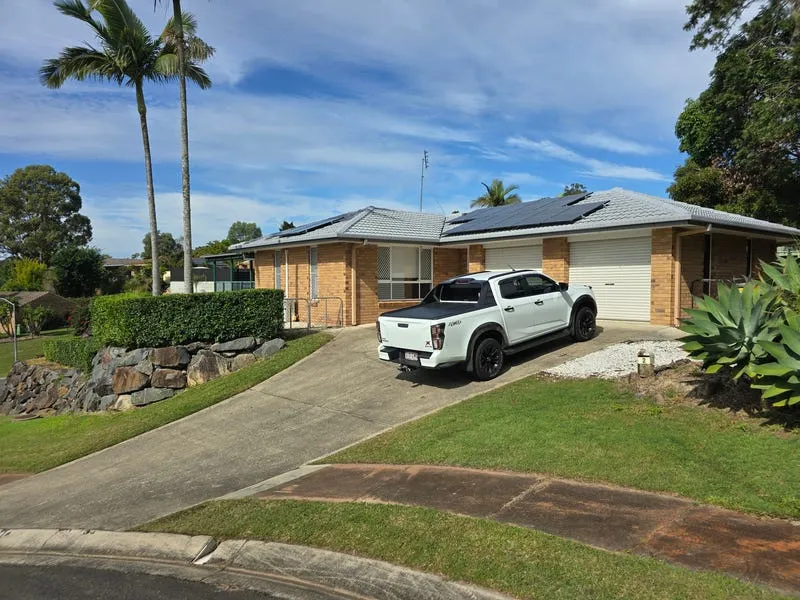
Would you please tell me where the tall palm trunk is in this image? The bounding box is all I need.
[135,80,161,296]
[173,0,193,294]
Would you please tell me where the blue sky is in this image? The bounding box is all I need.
[0,0,714,257]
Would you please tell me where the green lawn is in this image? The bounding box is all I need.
[325,377,800,519]
[0,328,72,375]
[140,499,788,600]
[0,332,331,473]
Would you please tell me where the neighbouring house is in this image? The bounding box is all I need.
[103,257,148,271]
[228,188,800,327]
[167,256,255,294]
[0,291,75,333]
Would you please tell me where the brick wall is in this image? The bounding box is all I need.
[542,237,569,281]
[679,234,705,317]
[650,228,675,326]
[434,247,467,282]
[355,244,380,324]
[253,250,275,290]
[468,245,485,272]
[751,239,777,278]
[710,233,748,281]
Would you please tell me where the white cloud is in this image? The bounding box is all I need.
[562,132,661,156]
[507,136,668,182]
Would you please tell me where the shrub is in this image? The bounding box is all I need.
[68,298,91,336]
[22,306,55,336]
[1,258,48,291]
[680,281,781,379]
[91,289,284,348]
[0,300,16,337]
[751,311,800,407]
[43,337,100,372]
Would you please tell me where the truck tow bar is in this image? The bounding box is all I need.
[398,364,417,374]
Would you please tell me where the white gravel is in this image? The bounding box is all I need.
[544,340,689,379]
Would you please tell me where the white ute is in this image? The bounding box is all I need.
[377,270,597,380]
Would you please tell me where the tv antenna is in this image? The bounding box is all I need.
[419,150,429,211]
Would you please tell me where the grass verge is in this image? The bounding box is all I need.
[0,332,331,473]
[325,377,800,519]
[0,328,72,375]
[139,499,788,600]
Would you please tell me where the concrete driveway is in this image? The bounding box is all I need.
[0,321,678,530]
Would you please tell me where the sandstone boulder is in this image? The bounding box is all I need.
[151,368,187,389]
[111,366,149,394]
[131,387,175,406]
[113,394,134,411]
[210,337,257,353]
[254,338,285,359]
[187,350,230,387]
[150,346,191,368]
[231,353,256,372]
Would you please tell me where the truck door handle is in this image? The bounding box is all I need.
[504,306,515,312]
[534,299,544,306]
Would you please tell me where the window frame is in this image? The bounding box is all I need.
[377,246,433,301]
[309,246,319,299]
[273,250,282,289]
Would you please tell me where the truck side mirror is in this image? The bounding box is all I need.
[559,282,569,292]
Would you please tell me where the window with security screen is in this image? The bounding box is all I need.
[377,246,433,301]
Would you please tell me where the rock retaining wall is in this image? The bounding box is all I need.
[0,336,285,417]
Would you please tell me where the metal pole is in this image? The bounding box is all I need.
[419,150,429,211]
[1,298,16,364]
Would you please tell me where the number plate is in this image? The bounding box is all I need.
[404,351,419,361]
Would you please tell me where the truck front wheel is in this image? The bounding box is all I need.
[473,337,504,380]
[571,305,597,342]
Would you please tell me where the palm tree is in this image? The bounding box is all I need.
[159,2,214,293]
[471,179,523,208]
[41,0,211,296]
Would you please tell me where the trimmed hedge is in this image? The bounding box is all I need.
[43,337,100,373]
[90,289,284,348]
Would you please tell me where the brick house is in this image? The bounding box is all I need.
[230,188,799,327]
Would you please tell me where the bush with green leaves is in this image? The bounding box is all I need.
[68,298,91,336]
[91,289,284,348]
[680,281,781,379]
[750,310,800,407]
[43,337,100,373]
[21,306,55,336]
[760,253,800,313]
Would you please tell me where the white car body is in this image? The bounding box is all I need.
[377,270,597,378]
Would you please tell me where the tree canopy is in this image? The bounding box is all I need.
[140,231,183,268]
[0,165,92,264]
[1,258,49,292]
[193,239,229,257]
[561,183,587,196]
[51,245,105,297]
[670,0,800,225]
[279,220,295,231]
[227,221,262,244]
[471,180,522,208]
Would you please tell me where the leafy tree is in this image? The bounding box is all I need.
[22,306,55,336]
[141,231,183,269]
[193,239,230,257]
[471,179,522,208]
[51,246,105,297]
[0,165,91,263]
[159,7,214,294]
[227,221,263,244]
[1,259,48,291]
[41,0,212,295]
[0,301,15,337]
[279,220,295,231]
[671,0,800,225]
[561,183,587,196]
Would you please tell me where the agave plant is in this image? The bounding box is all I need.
[751,310,800,407]
[760,253,800,313]
[680,281,781,379]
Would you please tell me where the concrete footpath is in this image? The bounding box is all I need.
[0,322,675,530]
[257,464,800,594]
[0,528,509,600]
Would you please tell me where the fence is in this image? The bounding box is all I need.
[283,297,344,329]
[214,281,255,292]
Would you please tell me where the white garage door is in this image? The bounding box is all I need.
[569,236,652,321]
[485,245,542,271]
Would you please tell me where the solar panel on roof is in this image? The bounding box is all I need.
[277,211,356,238]
[443,193,603,236]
